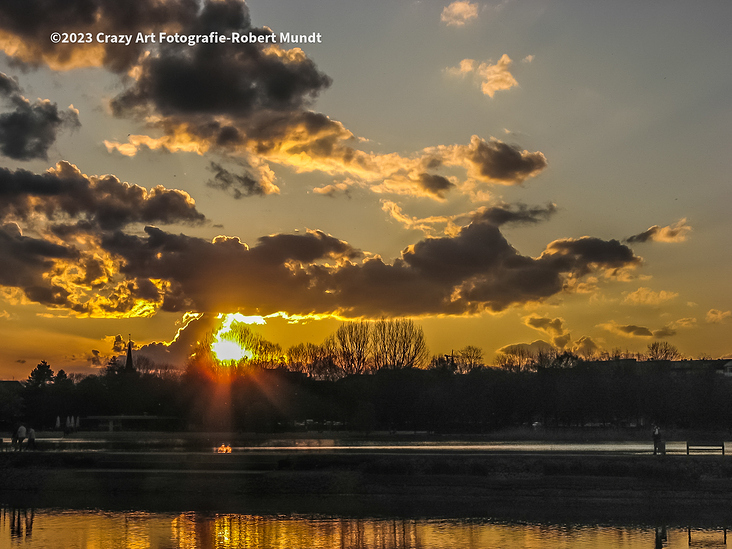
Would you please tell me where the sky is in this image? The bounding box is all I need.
[0,0,731,378]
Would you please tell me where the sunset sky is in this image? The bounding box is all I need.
[1,0,730,378]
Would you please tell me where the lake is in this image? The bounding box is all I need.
[2,508,726,548]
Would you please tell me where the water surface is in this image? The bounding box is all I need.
[2,509,727,548]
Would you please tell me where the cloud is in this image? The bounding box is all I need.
[572,335,599,357]
[523,314,573,349]
[428,136,547,186]
[0,222,79,310]
[622,287,678,306]
[135,312,217,366]
[0,166,639,320]
[706,309,731,324]
[524,315,564,335]
[0,163,206,315]
[626,218,691,244]
[0,0,200,72]
[381,200,555,237]
[0,162,205,230]
[313,182,352,198]
[523,55,534,63]
[670,317,696,329]
[441,1,479,26]
[0,72,80,160]
[93,211,640,318]
[447,55,519,98]
[110,334,127,354]
[599,321,676,339]
[107,126,548,199]
[206,162,279,198]
[417,173,455,198]
[3,1,545,203]
[497,339,554,356]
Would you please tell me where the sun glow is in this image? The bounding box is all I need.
[210,313,265,363]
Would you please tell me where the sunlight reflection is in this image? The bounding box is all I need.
[2,507,727,548]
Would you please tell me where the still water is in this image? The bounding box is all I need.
[1,509,726,549]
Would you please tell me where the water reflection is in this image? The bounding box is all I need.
[2,507,731,548]
[1,507,34,540]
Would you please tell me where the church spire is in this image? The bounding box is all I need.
[125,334,135,371]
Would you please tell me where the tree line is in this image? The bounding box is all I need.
[2,329,728,434]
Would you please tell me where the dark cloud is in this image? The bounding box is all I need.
[553,333,571,349]
[0,73,20,96]
[0,222,79,309]
[523,314,572,349]
[466,137,547,184]
[617,325,653,337]
[526,315,564,335]
[540,237,641,277]
[474,203,557,226]
[135,313,217,366]
[0,163,206,313]
[627,228,657,244]
[0,162,205,230]
[418,173,454,198]
[100,226,363,313]
[0,72,80,160]
[110,335,126,354]
[0,222,77,286]
[498,340,553,356]
[0,0,200,72]
[96,213,640,317]
[206,162,267,198]
[90,349,102,366]
[652,326,676,339]
[626,219,691,244]
[573,335,599,357]
[601,321,676,340]
[110,1,331,120]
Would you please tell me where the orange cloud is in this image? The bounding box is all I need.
[706,309,731,324]
[447,55,519,98]
[622,287,678,306]
[626,218,691,244]
[441,1,479,27]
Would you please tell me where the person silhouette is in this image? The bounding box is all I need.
[653,425,662,455]
[27,428,36,451]
[15,425,26,451]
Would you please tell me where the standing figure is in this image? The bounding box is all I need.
[15,425,26,451]
[27,428,36,451]
[653,425,662,455]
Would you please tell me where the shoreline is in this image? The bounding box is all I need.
[3,450,732,524]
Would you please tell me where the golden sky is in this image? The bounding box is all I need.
[1,0,731,377]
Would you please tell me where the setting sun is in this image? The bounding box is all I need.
[209,313,264,363]
[211,339,253,363]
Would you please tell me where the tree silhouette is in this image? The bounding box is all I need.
[457,346,483,373]
[372,318,429,369]
[332,321,372,374]
[26,360,55,388]
[646,341,682,361]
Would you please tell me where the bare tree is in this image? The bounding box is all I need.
[286,343,308,374]
[646,341,682,361]
[372,318,429,369]
[252,340,285,368]
[456,345,483,373]
[333,321,372,374]
[494,348,535,372]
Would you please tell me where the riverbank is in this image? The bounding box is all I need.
[3,426,730,452]
[3,450,732,524]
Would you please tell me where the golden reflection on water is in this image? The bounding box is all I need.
[2,507,729,548]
